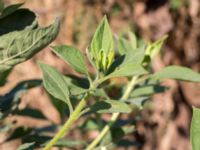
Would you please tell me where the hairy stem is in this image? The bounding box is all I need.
[86,76,138,150]
[44,96,88,150]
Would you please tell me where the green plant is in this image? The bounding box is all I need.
[0,1,60,85]
[38,16,200,150]
[191,107,200,150]
[1,1,199,149]
[0,1,60,149]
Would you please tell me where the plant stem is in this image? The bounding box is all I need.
[44,96,88,150]
[67,97,74,115]
[86,76,138,150]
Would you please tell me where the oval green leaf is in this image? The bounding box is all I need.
[89,16,114,70]
[51,45,88,74]
[118,37,133,55]
[90,100,132,113]
[130,85,166,97]
[39,63,72,112]
[0,20,60,72]
[152,66,200,82]
[145,35,167,60]
[108,64,148,78]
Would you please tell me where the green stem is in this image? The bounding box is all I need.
[86,76,138,150]
[44,96,88,150]
[67,97,74,115]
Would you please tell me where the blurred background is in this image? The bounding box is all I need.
[1,0,200,149]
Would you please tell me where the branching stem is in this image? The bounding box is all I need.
[86,76,138,150]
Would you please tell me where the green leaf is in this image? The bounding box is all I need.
[129,32,137,49]
[130,85,167,97]
[125,97,149,109]
[80,119,99,131]
[90,16,113,60]
[0,0,4,13]
[17,142,35,150]
[92,88,109,99]
[117,32,138,55]
[63,76,88,95]
[107,63,148,78]
[52,45,88,74]
[39,63,72,112]
[40,64,88,112]
[191,107,200,150]
[49,95,67,120]
[54,139,87,148]
[152,66,200,82]
[90,16,114,71]
[0,20,60,72]
[0,3,23,19]
[107,45,146,76]
[22,134,50,147]
[99,126,136,149]
[145,35,167,59]
[90,100,132,113]
[118,37,133,55]
[0,9,37,35]
[124,45,146,64]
